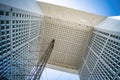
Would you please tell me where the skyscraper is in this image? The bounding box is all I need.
[0,0,42,80]
[0,0,120,80]
[79,18,120,80]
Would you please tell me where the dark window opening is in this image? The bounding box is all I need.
[1,32,5,35]
[0,11,4,15]
[2,37,5,40]
[6,12,9,16]
[6,31,9,34]
[13,13,15,16]
[1,21,4,24]
[16,13,18,17]
[6,20,9,24]
[6,26,9,29]
[1,26,5,30]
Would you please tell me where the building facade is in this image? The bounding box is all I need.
[0,0,42,80]
[0,0,120,80]
[79,18,120,80]
[38,2,105,74]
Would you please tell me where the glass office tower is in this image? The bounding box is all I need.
[79,18,120,80]
[0,0,42,80]
[0,0,120,80]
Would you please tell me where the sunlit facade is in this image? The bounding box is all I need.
[0,0,120,80]
[79,20,120,80]
[0,0,42,79]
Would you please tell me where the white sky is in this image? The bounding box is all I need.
[37,0,74,7]
[109,16,120,20]
[40,68,79,80]
[37,0,120,20]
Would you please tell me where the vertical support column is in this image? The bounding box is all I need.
[32,39,55,80]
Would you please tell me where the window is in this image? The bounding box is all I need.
[6,26,9,29]
[1,20,4,24]
[6,12,9,16]
[6,20,9,24]
[12,25,15,28]
[1,26,5,30]
[12,20,15,24]
[6,31,9,34]
[7,36,10,39]
[16,20,18,23]
[19,14,21,17]
[1,32,5,35]
[0,11,4,15]
[16,13,18,17]
[1,37,5,40]
[13,13,15,16]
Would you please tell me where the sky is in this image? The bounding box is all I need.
[37,0,120,80]
[40,68,79,80]
[37,0,120,16]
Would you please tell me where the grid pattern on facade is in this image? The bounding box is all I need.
[80,64,90,80]
[30,16,41,39]
[0,11,11,56]
[92,60,114,80]
[88,30,96,47]
[86,50,98,72]
[11,44,30,80]
[80,28,120,80]
[0,3,41,80]
[91,33,107,56]
[40,16,93,69]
